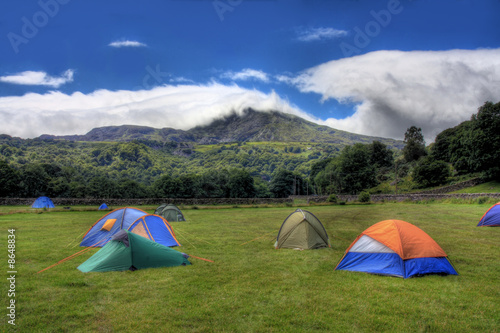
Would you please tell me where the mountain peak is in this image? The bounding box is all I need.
[38,109,403,148]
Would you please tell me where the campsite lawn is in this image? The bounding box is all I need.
[0,202,498,332]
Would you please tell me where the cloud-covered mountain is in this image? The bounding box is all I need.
[39,109,403,149]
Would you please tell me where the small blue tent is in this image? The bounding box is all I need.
[31,196,55,209]
[127,214,181,247]
[98,203,109,210]
[80,207,148,247]
[477,202,500,227]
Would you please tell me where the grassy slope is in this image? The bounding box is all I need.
[451,181,500,194]
[0,203,498,332]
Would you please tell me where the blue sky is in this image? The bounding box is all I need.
[0,0,499,140]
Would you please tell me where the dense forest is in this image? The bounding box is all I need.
[0,101,498,199]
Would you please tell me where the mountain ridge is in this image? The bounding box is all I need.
[38,109,404,148]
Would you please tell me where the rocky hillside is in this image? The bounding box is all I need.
[39,109,404,148]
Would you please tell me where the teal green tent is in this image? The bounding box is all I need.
[78,230,190,272]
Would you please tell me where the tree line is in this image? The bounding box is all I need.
[0,101,498,199]
[311,101,500,195]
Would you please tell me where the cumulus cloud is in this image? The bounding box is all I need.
[296,27,348,42]
[0,70,74,88]
[293,48,500,140]
[0,83,309,138]
[108,40,147,48]
[221,68,270,82]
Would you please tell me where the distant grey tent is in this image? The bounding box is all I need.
[154,204,186,222]
[275,209,330,250]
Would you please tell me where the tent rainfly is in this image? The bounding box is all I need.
[477,202,500,227]
[80,207,148,247]
[78,230,190,273]
[335,219,458,278]
[275,209,330,250]
[127,214,181,247]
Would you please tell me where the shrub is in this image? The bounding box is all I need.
[327,194,338,203]
[358,191,371,203]
[413,158,451,188]
[476,196,490,205]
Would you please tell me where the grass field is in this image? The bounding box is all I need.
[0,202,498,332]
[452,181,500,194]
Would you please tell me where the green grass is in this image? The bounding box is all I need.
[452,181,500,194]
[0,203,498,332]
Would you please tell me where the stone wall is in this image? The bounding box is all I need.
[2,187,499,207]
[0,197,292,207]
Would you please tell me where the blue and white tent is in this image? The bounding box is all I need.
[335,220,458,278]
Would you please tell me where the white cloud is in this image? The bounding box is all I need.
[2,49,497,142]
[169,76,195,84]
[293,48,500,140]
[0,83,310,139]
[108,40,147,48]
[296,27,348,42]
[0,70,74,88]
[221,69,270,83]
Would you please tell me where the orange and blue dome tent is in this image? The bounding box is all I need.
[477,202,500,227]
[335,219,458,278]
[127,214,181,247]
[80,207,148,247]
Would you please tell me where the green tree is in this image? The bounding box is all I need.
[338,143,377,194]
[313,160,342,195]
[269,169,307,198]
[254,177,271,198]
[153,175,181,198]
[369,141,393,168]
[198,171,229,198]
[470,101,500,179]
[19,164,50,197]
[310,158,334,193]
[228,168,256,198]
[117,179,150,198]
[69,181,86,198]
[402,126,427,162]
[86,176,119,198]
[431,101,500,179]
[412,157,451,188]
[0,160,20,197]
[177,174,201,198]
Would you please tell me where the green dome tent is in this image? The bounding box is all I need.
[78,230,190,273]
[275,209,330,250]
[154,204,186,222]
